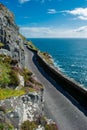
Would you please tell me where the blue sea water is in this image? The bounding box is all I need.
[29,38,87,88]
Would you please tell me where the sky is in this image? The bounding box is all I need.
[1,0,87,38]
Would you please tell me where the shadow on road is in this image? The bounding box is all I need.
[32,52,87,117]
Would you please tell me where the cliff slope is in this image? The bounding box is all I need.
[0,3,25,67]
[0,3,57,130]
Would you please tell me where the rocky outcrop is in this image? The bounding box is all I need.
[0,91,44,129]
[0,3,25,67]
[0,3,58,130]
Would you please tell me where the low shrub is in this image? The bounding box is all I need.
[0,55,12,64]
[27,41,38,51]
[0,55,18,65]
[39,52,53,65]
[21,119,58,130]
[10,59,18,65]
[0,63,19,88]
[21,68,32,86]
[0,124,4,130]
[0,123,14,130]
[21,120,37,130]
[0,63,11,88]
[45,124,58,130]
[36,116,47,126]
[9,70,19,87]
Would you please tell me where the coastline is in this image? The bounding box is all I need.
[29,38,87,88]
[27,45,87,107]
[25,45,87,130]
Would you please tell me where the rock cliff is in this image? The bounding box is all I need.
[0,3,58,130]
[0,3,25,67]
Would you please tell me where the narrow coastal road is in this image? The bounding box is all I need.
[25,47,87,130]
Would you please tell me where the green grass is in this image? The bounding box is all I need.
[0,63,19,88]
[19,34,26,41]
[0,123,14,130]
[19,34,38,51]
[0,42,4,48]
[21,119,58,130]
[21,120,38,130]
[0,88,25,100]
[0,63,11,87]
[0,54,44,100]
[27,41,38,51]
[39,52,53,65]
[0,55,19,88]
[0,124,4,130]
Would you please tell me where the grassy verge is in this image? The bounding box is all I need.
[0,123,14,130]
[0,63,19,88]
[19,34,38,51]
[39,52,53,65]
[0,54,44,100]
[21,119,58,130]
[27,41,38,51]
[0,63,11,87]
[0,88,25,100]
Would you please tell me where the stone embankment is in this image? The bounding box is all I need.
[27,46,87,107]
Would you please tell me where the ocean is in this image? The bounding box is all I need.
[29,38,87,88]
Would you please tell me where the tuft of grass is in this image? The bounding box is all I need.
[19,34,26,41]
[27,41,38,51]
[0,54,18,65]
[24,87,39,93]
[9,70,19,87]
[0,63,11,88]
[0,124,4,130]
[22,68,32,79]
[21,119,58,130]
[0,63,19,88]
[39,52,53,65]
[0,42,4,48]
[0,123,14,130]
[0,55,19,88]
[0,88,25,100]
[45,124,58,130]
[21,120,38,130]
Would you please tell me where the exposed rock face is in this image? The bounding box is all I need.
[0,92,44,129]
[0,3,57,130]
[0,3,25,67]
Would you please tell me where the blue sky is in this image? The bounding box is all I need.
[1,0,87,38]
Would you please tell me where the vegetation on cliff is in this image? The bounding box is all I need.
[0,106,14,130]
[0,123,14,130]
[0,3,58,130]
[0,54,43,100]
[0,55,19,88]
[21,118,58,130]
[27,41,38,51]
[0,42,4,49]
[39,52,54,65]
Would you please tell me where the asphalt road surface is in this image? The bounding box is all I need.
[25,47,87,130]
